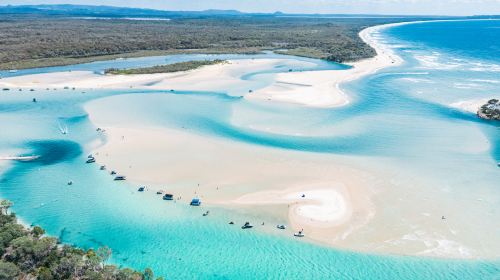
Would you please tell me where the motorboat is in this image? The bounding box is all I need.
[110,171,117,175]
[100,165,106,170]
[163,194,174,200]
[202,211,210,216]
[156,190,164,195]
[294,230,305,237]
[276,225,286,230]
[138,186,146,192]
[86,158,95,163]
[114,176,126,181]
[241,222,253,229]
[67,181,73,186]
[190,198,201,206]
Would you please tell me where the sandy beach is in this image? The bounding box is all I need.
[246,23,403,107]
[450,98,487,114]
[0,22,403,109]
[84,118,380,251]
[83,81,500,259]
[4,21,494,259]
[0,59,289,93]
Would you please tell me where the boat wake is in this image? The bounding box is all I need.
[0,155,40,161]
[58,122,69,135]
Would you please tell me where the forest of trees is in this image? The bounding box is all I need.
[0,13,406,70]
[105,59,227,75]
[0,200,160,280]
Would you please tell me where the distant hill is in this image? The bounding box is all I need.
[0,4,453,19]
[0,4,246,18]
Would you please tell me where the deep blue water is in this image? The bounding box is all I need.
[1,20,500,279]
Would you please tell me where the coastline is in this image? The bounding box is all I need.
[82,120,378,253]
[5,20,496,259]
[0,21,405,109]
[245,21,404,107]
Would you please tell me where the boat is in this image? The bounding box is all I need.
[100,165,106,170]
[190,198,201,206]
[114,176,126,181]
[86,158,95,163]
[497,162,500,167]
[276,224,286,230]
[202,211,209,216]
[110,171,117,175]
[0,155,40,161]
[241,222,253,229]
[8,70,18,73]
[156,190,164,195]
[87,154,93,158]
[229,221,234,225]
[294,230,305,237]
[67,181,73,186]
[138,186,146,192]
[163,194,174,200]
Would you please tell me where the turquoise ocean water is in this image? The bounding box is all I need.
[1,20,500,279]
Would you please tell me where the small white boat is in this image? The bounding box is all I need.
[0,155,40,161]
[294,230,305,237]
[8,70,18,73]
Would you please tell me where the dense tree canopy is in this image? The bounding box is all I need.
[0,15,404,69]
[0,199,159,280]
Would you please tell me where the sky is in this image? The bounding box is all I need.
[1,0,500,16]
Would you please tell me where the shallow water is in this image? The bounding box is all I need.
[1,20,500,279]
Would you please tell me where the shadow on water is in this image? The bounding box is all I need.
[22,140,82,166]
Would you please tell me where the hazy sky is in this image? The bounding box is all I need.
[2,0,500,15]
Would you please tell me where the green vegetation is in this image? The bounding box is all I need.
[478,99,500,120]
[0,199,160,280]
[0,14,409,70]
[105,59,227,75]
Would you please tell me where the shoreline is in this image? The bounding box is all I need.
[0,21,405,109]
[83,120,378,254]
[245,21,404,107]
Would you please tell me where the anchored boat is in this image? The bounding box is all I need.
[190,198,201,206]
[294,230,305,237]
[241,222,253,229]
